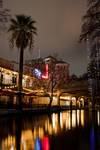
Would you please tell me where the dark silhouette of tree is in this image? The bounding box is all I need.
[8,15,37,108]
[71,74,78,81]
[79,0,100,104]
[0,0,11,32]
[79,0,100,42]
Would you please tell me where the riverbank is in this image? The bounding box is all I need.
[0,105,99,117]
[0,106,79,117]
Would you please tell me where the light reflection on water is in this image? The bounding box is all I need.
[0,109,100,150]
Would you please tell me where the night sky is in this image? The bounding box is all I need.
[0,0,87,75]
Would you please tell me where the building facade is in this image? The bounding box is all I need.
[55,61,69,84]
[44,56,70,85]
[25,56,70,86]
[0,56,70,90]
[0,58,35,90]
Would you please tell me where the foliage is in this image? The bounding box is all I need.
[79,73,88,80]
[8,14,37,94]
[79,0,100,42]
[8,14,37,50]
[70,74,78,81]
[79,0,100,100]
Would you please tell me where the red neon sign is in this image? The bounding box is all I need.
[42,64,48,79]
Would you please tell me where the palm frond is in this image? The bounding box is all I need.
[8,14,37,50]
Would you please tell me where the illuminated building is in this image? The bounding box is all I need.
[25,55,70,87]
[0,58,17,88]
[42,64,49,79]
[1,55,70,91]
[44,56,70,84]
[25,57,49,79]
[55,60,69,84]
[0,57,35,89]
[44,55,57,66]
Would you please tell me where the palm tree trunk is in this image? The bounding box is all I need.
[18,47,24,109]
[18,47,24,92]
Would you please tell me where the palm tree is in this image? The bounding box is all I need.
[8,14,37,106]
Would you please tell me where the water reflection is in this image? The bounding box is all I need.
[0,109,100,149]
[90,127,95,150]
[97,110,100,126]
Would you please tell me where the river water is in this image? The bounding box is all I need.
[0,109,100,150]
